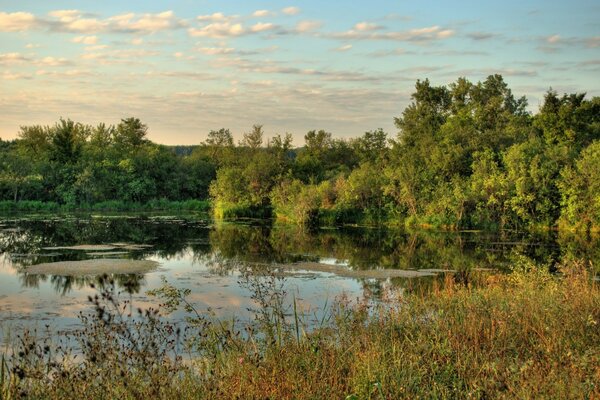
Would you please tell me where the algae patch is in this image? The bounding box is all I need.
[26,259,159,276]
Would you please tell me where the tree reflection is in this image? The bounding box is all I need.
[1,215,599,297]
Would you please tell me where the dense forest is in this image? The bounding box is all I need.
[1,74,598,231]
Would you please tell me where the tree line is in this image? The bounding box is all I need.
[0,74,598,231]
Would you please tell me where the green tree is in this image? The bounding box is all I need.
[241,124,264,149]
[558,141,600,231]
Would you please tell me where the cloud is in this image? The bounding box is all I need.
[37,56,72,67]
[295,20,322,33]
[35,69,94,77]
[48,10,107,32]
[0,52,30,64]
[536,35,598,53]
[282,7,300,16]
[188,22,245,38]
[198,47,235,55]
[3,9,186,34]
[253,10,274,17]
[107,10,184,33]
[48,10,80,21]
[0,52,73,68]
[71,35,98,45]
[199,45,278,57]
[85,44,109,51]
[336,44,353,52]
[25,43,40,49]
[2,71,32,80]
[197,12,235,22]
[368,48,411,57]
[79,49,159,65]
[586,36,599,48]
[0,11,37,31]
[250,22,277,33]
[332,24,454,42]
[354,22,382,32]
[467,32,497,41]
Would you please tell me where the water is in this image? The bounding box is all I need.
[0,214,598,342]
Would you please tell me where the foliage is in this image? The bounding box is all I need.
[0,75,599,231]
[1,261,598,399]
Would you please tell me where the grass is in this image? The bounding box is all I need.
[0,199,211,214]
[1,260,598,399]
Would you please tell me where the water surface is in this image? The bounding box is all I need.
[1,214,598,342]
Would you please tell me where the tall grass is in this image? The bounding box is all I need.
[1,260,598,399]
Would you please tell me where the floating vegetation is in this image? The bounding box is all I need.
[85,251,130,257]
[277,262,438,279]
[42,245,118,251]
[26,259,159,276]
[41,243,153,251]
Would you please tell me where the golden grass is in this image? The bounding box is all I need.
[3,260,599,399]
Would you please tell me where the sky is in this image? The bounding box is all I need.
[0,1,599,145]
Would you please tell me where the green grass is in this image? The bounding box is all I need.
[1,260,598,399]
[212,201,272,220]
[0,199,211,214]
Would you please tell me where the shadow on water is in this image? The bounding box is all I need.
[0,215,598,297]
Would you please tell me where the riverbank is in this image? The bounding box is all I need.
[2,260,598,399]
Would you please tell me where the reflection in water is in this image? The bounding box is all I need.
[0,215,598,321]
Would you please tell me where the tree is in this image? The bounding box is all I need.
[241,124,264,149]
[558,141,600,231]
[114,117,148,150]
[351,129,388,163]
[205,128,234,148]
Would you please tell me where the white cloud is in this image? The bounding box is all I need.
[85,45,109,51]
[109,10,183,33]
[336,44,353,52]
[25,43,41,49]
[71,35,98,45]
[282,7,300,16]
[546,34,560,44]
[197,12,233,22]
[48,10,80,22]
[295,20,321,33]
[251,22,276,33]
[131,38,144,45]
[188,22,245,38]
[198,47,235,55]
[0,52,29,64]
[42,9,184,34]
[0,11,37,31]
[354,22,381,32]
[2,71,31,80]
[47,11,107,32]
[253,10,273,17]
[333,24,454,41]
[37,56,71,67]
[35,69,92,77]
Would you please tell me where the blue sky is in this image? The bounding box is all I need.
[1,1,598,145]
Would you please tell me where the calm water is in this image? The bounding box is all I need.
[0,214,598,341]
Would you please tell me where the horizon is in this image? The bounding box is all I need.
[1,0,599,145]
